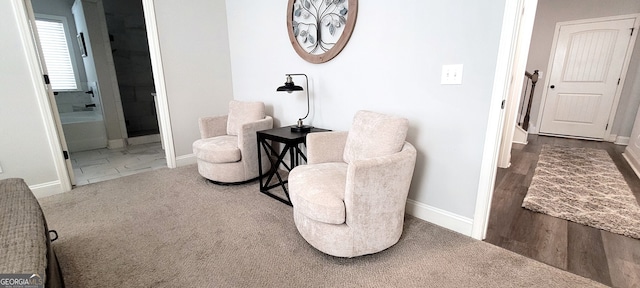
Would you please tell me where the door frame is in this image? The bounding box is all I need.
[496,0,538,169]
[471,0,537,239]
[12,0,176,194]
[535,14,640,141]
[141,0,176,169]
[12,0,73,192]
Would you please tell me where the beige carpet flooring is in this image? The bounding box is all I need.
[522,145,640,239]
[38,165,605,287]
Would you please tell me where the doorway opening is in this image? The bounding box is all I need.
[31,0,166,185]
[483,2,640,286]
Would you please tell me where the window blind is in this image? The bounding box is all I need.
[35,19,78,91]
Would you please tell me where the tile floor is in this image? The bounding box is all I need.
[70,142,166,186]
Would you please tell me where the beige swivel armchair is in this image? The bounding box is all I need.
[193,100,273,184]
[289,110,417,257]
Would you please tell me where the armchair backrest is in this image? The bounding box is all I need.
[226,100,266,135]
[343,110,409,164]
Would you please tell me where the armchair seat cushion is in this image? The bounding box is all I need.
[290,162,348,224]
[193,135,241,163]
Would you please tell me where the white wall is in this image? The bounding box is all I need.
[153,0,234,157]
[2,0,511,233]
[526,0,640,138]
[226,0,507,222]
[0,0,60,188]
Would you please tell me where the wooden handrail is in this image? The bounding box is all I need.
[519,70,539,131]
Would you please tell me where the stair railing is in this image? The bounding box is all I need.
[518,70,539,131]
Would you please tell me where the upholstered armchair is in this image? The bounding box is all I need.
[193,100,273,184]
[289,110,417,257]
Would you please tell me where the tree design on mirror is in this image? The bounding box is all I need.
[287,0,358,64]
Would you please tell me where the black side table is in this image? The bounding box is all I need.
[257,127,330,206]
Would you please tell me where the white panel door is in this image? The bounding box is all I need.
[539,18,636,139]
[25,0,77,185]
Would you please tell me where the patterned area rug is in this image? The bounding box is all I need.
[522,145,640,239]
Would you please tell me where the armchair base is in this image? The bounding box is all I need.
[207,176,260,186]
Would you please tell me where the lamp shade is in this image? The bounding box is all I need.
[276,76,304,92]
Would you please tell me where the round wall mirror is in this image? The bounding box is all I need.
[286,0,358,64]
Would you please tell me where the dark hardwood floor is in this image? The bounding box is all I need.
[485,135,640,288]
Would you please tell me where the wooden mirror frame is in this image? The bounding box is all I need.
[286,0,358,64]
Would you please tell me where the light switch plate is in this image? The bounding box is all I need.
[441,64,463,85]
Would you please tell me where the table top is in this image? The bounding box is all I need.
[257,126,331,143]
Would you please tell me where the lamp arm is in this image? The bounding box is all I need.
[286,73,310,122]
[301,74,310,121]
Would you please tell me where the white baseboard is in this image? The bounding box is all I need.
[108,139,126,149]
[512,140,528,145]
[128,134,161,146]
[30,181,65,198]
[605,134,629,145]
[512,125,528,145]
[405,199,473,236]
[623,151,640,179]
[175,153,197,167]
[615,136,630,146]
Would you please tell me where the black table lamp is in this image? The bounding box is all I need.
[276,73,313,132]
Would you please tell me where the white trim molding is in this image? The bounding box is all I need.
[497,0,537,169]
[175,154,197,167]
[512,125,529,145]
[472,0,530,240]
[30,181,64,198]
[623,151,640,178]
[108,139,126,149]
[615,136,630,146]
[12,0,72,192]
[142,0,176,169]
[128,134,161,146]
[406,199,473,236]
